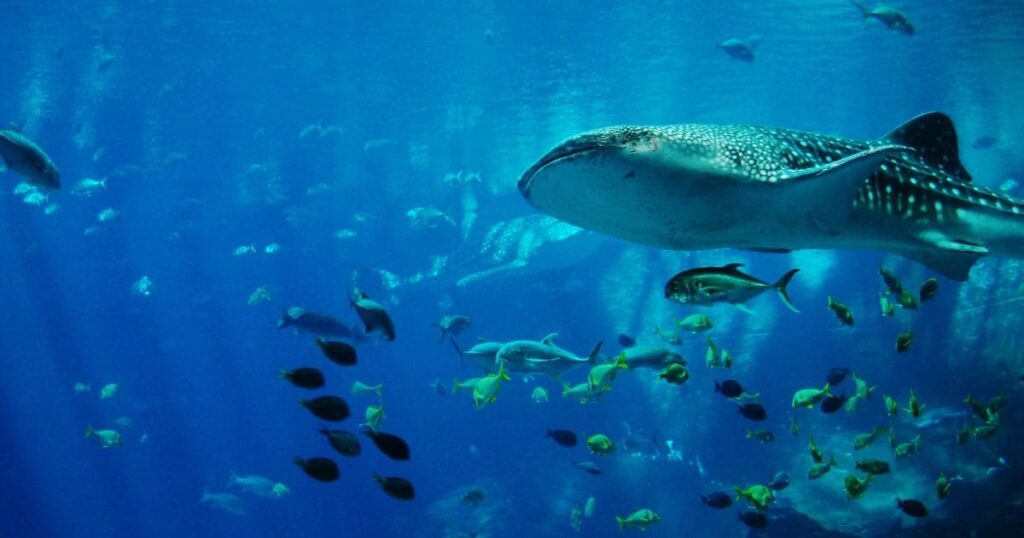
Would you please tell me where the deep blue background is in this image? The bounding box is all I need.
[2,1,1023,537]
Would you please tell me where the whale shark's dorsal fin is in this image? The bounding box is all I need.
[541,333,559,345]
[883,112,971,182]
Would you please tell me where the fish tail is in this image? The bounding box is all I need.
[452,378,462,394]
[773,269,800,312]
[616,516,625,531]
[85,424,94,438]
[276,309,292,329]
[588,341,604,364]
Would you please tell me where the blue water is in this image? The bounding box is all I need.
[2,1,1024,536]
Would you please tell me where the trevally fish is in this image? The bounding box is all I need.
[519,112,1022,281]
[665,263,799,312]
[0,129,60,189]
[495,333,602,377]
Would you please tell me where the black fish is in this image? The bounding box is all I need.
[294,456,339,482]
[301,396,350,422]
[316,338,358,366]
[320,429,361,457]
[738,511,768,529]
[820,394,848,414]
[373,473,415,500]
[573,460,602,475]
[701,492,733,509]
[617,333,637,347]
[897,498,928,517]
[972,135,997,149]
[546,429,578,447]
[715,379,744,399]
[826,367,849,386]
[919,278,938,302]
[738,403,767,421]
[279,367,325,389]
[362,427,410,460]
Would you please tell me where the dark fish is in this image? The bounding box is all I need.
[373,473,415,500]
[738,403,767,421]
[767,471,790,491]
[546,429,578,448]
[919,278,938,302]
[879,267,905,296]
[294,456,339,482]
[279,367,325,389]
[319,429,361,457]
[701,491,733,509]
[316,338,357,366]
[301,396,350,422]
[820,394,848,414]
[856,459,891,475]
[827,296,854,326]
[718,35,762,62]
[0,129,60,189]
[738,510,768,529]
[896,331,914,353]
[715,379,744,399]
[351,288,396,341]
[361,427,410,460]
[435,315,472,343]
[617,333,637,347]
[972,135,997,150]
[826,367,850,386]
[278,310,365,341]
[897,498,928,517]
[461,488,485,506]
[573,460,602,475]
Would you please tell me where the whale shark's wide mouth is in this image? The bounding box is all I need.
[518,137,604,196]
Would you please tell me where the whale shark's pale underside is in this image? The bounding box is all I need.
[519,112,1023,281]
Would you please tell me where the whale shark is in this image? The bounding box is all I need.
[519,112,1024,281]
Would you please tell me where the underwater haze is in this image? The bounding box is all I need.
[2,1,1024,537]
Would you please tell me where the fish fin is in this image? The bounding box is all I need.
[786,146,906,234]
[773,268,800,312]
[721,263,745,271]
[85,424,94,438]
[902,236,986,281]
[883,112,971,182]
[740,247,791,254]
[735,303,756,315]
[541,332,559,344]
[276,309,292,329]
[449,336,464,365]
[588,341,604,364]
[745,34,763,50]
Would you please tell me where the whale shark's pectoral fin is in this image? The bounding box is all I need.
[904,232,988,281]
[780,146,907,234]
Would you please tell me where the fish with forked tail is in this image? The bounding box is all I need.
[665,264,799,313]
